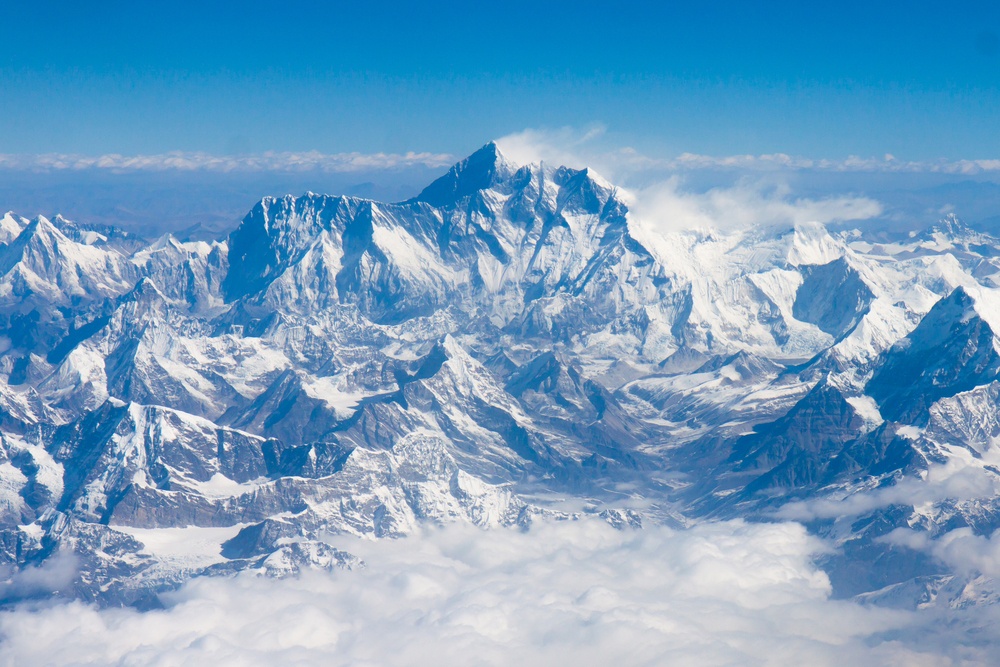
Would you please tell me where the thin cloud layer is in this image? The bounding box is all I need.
[884,527,1000,579]
[11,126,999,178]
[0,151,457,174]
[0,518,983,666]
[775,460,1000,522]
[496,127,1000,177]
[616,150,1000,176]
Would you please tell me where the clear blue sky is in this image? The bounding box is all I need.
[2,0,999,160]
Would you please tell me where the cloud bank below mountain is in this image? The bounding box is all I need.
[0,517,988,666]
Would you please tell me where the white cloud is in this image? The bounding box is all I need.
[4,127,1000,179]
[0,517,978,666]
[664,153,1000,175]
[495,127,884,236]
[0,151,456,174]
[0,550,77,602]
[775,459,1000,522]
[623,178,883,235]
[497,126,1000,179]
[884,527,1000,579]
[495,125,607,170]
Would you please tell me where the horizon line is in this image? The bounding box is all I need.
[2,148,1000,176]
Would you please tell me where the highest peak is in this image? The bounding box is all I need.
[411,141,517,208]
[465,140,511,167]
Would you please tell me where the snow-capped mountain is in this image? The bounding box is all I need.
[2,143,1000,610]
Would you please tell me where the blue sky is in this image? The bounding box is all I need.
[3,0,1000,160]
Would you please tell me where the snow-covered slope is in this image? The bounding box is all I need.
[0,215,136,305]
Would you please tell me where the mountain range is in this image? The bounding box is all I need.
[1,142,999,610]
